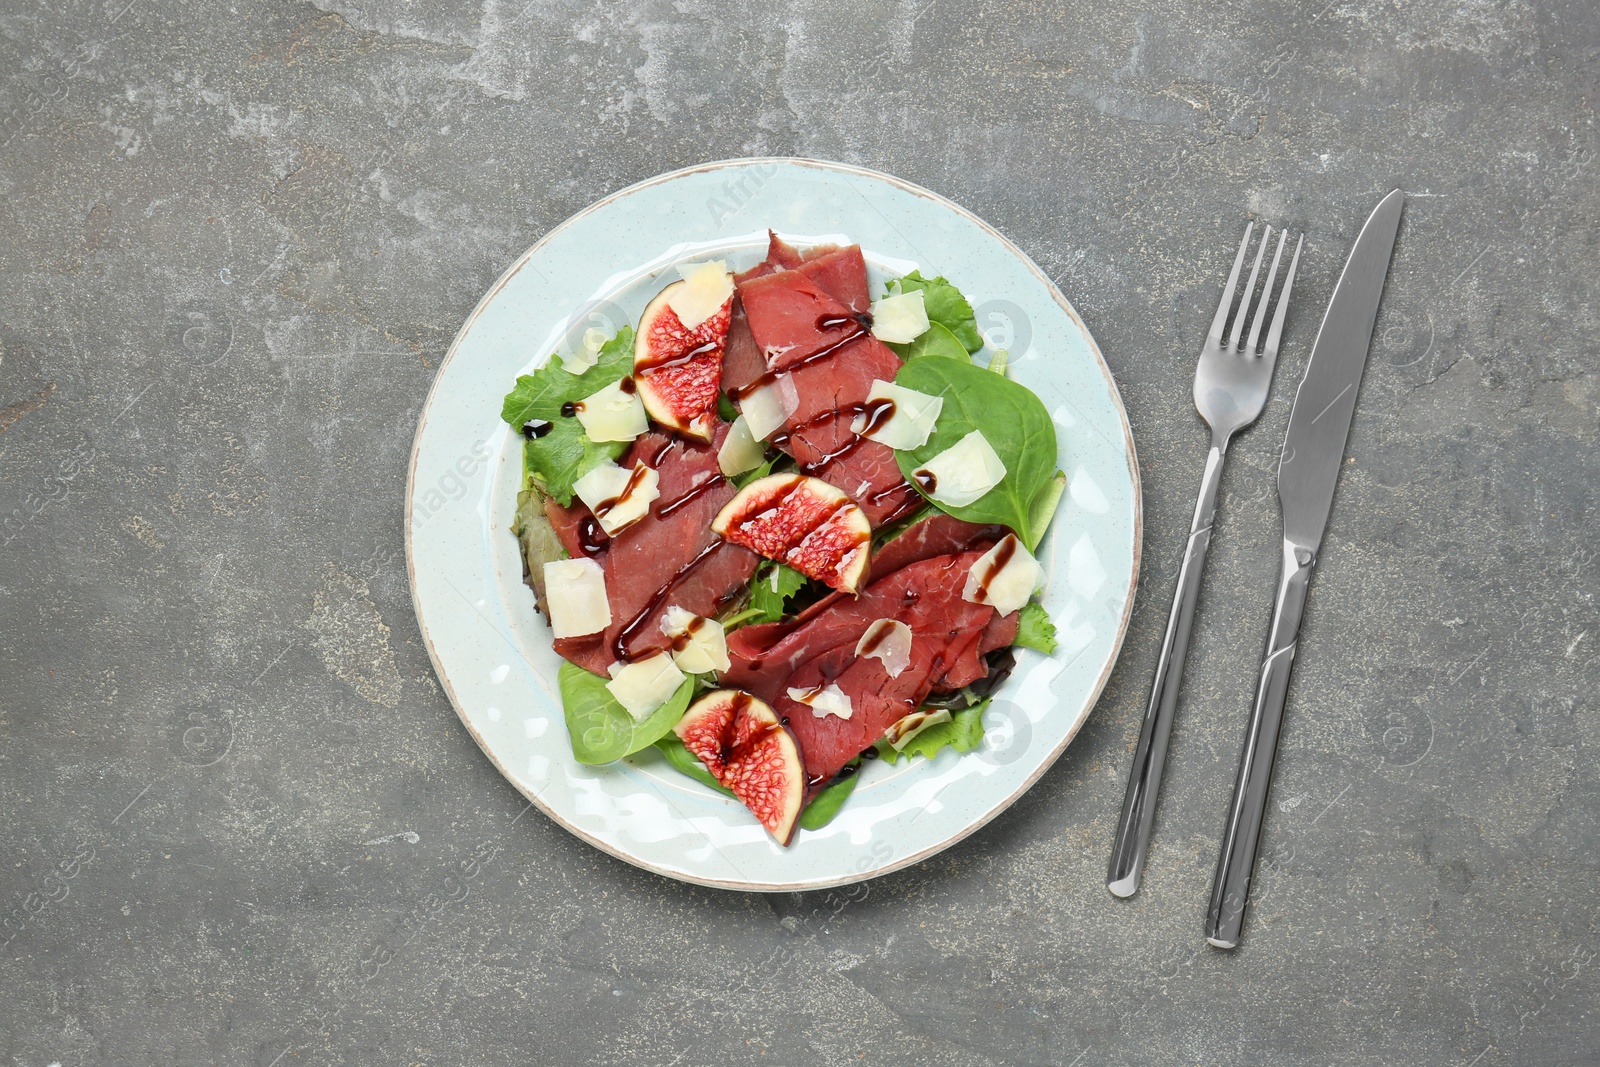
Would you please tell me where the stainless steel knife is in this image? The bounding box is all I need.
[1203,189,1405,949]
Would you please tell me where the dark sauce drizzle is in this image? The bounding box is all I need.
[591,462,652,522]
[612,539,728,662]
[597,312,930,666]
[655,474,725,519]
[856,619,896,658]
[728,326,868,403]
[576,517,607,556]
[522,419,553,439]
[769,396,897,475]
[967,535,1018,605]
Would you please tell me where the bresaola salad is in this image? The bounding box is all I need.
[501,232,1063,845]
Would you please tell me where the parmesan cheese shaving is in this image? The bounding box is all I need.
[787,683,854,721]
[667,261,733,329]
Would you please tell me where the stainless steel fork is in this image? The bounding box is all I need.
[1107,221,1303,899]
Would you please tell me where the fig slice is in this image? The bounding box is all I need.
[674,690,805,844]
[710,474,872,594]
[634,279,733,441]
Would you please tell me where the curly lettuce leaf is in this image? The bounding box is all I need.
[888,271,982,353]
[875,700,988,764]
[511,482,568,613]
[1013,602,1058,655]
[745,562,808,626]
[500,328,635,505]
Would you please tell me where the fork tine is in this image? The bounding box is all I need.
[1226,225,1272,351]
[1244,228,1289,356]
[1207,222,1254,345]
[1261,234,1304,359]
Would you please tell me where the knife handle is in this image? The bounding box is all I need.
[1204,539,1315,948]
[1107,442,1228,898]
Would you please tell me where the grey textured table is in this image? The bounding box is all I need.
[2,2,1596,1064]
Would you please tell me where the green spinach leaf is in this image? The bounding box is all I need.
[875,700,989,764]
[558,660,694,765]
[500,328,635,505]
[798,766,860,830]
[1013,602,1058,655]
[888,321,969,364]
[654,733,734,796]
[654,736,858,832]
[889,271,983,352]
[1028,471,1066,549]
[892,355,1059,548]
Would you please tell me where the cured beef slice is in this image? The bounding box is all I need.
[554,424,759,674]
[734,230,804,285]
[798,245,872,312]
[735,260,920,525]
[739,269,867,367]
[866,513,1010,583]
[720,304,765,399]
[723,514,1013,697]
[543,497,604,561]
[771,550,1001,782]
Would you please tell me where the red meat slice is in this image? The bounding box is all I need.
[739,269,867,367]
[734,231,804,285]
[868,513,1010,582]
[722,514,1013,698]
[723,549,992,700]
[934,608,1021,691]
[543,497,605,562]
[720,304,765,398]
[734,260,920,525]
[770,550,1001,783]
[554,424,760,674]
[798,245,871,313]
[773,332,922,525]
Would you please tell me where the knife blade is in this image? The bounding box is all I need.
[1203,189,1404,949]
[1278,188,1405,548]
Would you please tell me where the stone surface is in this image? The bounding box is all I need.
[1,1,1597,1064]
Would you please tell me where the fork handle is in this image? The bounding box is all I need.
[1107,440,1228,898]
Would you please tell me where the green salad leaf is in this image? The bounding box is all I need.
[888,271,983,352]
[655,733,734,796]
[1027,471,1066,549]
[732,455,777,490]
[511,482,569,613]
[746,562,808,626]
[1013,602,1058,655]
[500,328,635,505]
[875,700,989,764]
[888,320,970,364]
[558,660,693,764]
[798,766,860,830]
[892,355,1059,548]
[655,736,859,832]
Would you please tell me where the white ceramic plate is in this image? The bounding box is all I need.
[407,159,1140,891]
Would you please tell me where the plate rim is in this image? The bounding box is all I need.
[406,156,1143,891]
